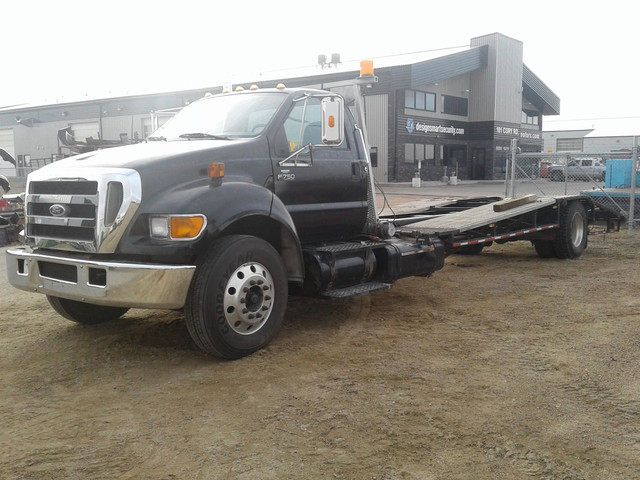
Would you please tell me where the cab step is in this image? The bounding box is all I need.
[321,282,392,299]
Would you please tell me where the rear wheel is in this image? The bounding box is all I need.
[185,235,288,359]
[533,240,556,258]
[553,201,588,259]
[550,171,564,182]
[47,296,129,324]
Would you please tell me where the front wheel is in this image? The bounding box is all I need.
[47,296,129,324]
[185,235,288,359]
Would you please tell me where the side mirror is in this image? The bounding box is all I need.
[321,96,344,146]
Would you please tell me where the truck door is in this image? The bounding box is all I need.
[270,96,368,244]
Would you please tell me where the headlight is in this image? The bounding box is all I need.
[150,214,206,240]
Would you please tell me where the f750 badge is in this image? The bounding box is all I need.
[277,172,296,181]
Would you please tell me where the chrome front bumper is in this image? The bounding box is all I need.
[6,247,195,309]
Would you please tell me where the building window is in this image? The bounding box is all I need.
[425,144,435,162]
[557,138,583,152]
[522,110,539,125]
[405,90,436,112]
[405,143,435,164]
[441,95,468,116]
[404,143,415,163]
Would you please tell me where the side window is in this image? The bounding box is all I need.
[275,98,322,158]
[274,96,350,160]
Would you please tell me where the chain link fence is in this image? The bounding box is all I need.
[506,144,639,230]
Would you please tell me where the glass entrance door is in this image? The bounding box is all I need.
[471,148,486,180]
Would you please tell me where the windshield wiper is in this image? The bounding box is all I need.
[179,133,230,140]
[147,135,166,141]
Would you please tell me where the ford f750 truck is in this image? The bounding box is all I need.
[6,63,593,359]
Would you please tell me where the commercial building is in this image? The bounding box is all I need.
[542,119,640,155]
[0,32,558,182]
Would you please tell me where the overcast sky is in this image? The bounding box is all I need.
[3,0,639,132]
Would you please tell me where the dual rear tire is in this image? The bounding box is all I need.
[534,201,588,259]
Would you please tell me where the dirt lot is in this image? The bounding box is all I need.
[2,195,640,479]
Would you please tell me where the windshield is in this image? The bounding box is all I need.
[151,92,287,140]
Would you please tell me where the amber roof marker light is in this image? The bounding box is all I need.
[359,60,375,78]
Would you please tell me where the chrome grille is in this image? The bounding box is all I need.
[26,182,98,244]
[24,168,142,253]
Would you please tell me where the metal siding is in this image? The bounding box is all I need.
[364,95,388,183]
[496,39,523,123]
[522,65,560,115]
[470,34,522,124]
[410,46,487,88]
[102,115,147,142]
[14,120,65,160]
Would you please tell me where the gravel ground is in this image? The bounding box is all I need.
[2,196,640,479]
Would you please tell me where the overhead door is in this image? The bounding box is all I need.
[70,122,100,142]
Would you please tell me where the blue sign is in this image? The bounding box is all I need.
[406,118,415,134]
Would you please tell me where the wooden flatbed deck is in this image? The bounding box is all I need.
[398,197,557,235]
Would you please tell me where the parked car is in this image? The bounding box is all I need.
[540,160,551,178]
[548,158,606,182]
[0,176,24,245]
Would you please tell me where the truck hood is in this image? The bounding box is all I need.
[29,138,272,201]
[42,140,250,171]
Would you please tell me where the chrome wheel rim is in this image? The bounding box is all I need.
[570,212,584,248]
[223,262,274,335]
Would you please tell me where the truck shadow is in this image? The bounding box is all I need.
[34,295,374,363]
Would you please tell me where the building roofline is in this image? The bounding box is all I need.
[1,35,560,118]
[522,65,560,115]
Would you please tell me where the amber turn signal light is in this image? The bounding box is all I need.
[170,216,205,239]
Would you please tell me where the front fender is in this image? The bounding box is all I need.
[117,180,304,280]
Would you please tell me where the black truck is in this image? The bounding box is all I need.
[6,65,593,359]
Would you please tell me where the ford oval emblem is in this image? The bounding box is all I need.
[49,203,70,217]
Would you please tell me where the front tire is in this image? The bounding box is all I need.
[185,235,288,359]
[47,296,129,324]
[553,201,588,259]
